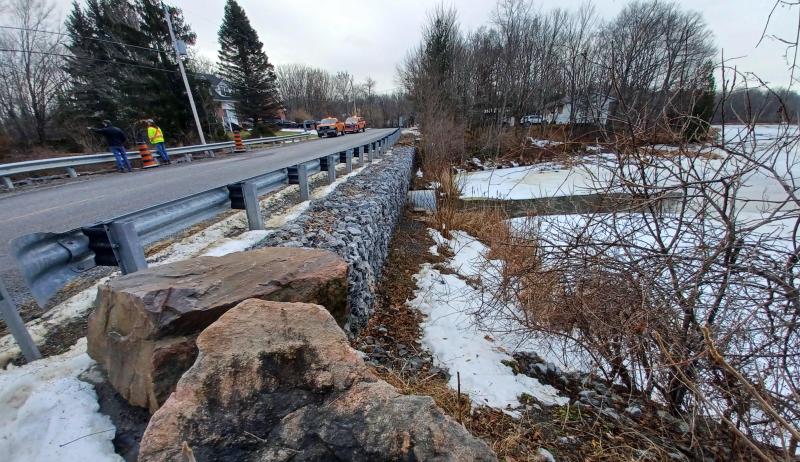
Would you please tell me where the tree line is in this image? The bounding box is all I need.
[0,0,405,156]
[276,64,410,128]
[400,0,722,153]
[714,87,800,124]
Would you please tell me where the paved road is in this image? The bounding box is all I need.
[0,128,395,304]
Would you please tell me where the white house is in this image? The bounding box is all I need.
[207,76,240,131]
[543,94,615,126]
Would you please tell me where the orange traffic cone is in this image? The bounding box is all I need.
[233,131,247,152]
[138,143,159,169]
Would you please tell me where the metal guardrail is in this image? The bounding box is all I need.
[0,133,313,190]
[9,129,401,309]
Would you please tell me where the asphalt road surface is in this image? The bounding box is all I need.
[0,128,396,305]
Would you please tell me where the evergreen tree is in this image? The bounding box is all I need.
[686,61,715,142]
[63,0,217,147]
[217,0,280,133]
[62,0,120,127]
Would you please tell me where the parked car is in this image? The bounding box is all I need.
[317,117,345,137]
[521,114,544,126]
[278,119,299,129]
[302,119,317,131]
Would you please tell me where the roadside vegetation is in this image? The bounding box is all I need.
[388,1,800,460]
[0,0,410,163]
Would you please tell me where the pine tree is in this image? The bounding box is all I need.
[63,0,217,147]
[63,0,120,126]
[217,0,281,133]
[686,62,716,142]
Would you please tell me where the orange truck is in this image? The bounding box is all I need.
[316,117,345,137]
[344,116,367,134]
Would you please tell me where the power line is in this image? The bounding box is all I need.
[0,25,279,93]
[0,48,279,95]
[0,48,179,74]
[0,25,165,55]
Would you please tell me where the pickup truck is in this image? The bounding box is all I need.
[317,117,345,137]
[344,116,366,134]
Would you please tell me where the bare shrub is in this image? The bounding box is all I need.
[490,108,800,459]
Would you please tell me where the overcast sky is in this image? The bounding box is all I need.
[46,0,798,93]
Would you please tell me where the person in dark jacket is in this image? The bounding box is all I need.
[89,120,131,172]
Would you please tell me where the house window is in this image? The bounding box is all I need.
[217,83,231,97]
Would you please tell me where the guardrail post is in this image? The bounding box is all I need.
[2,176,13,190]
[296,163,310,201]
[66,167,78,178]
[0,279,41,363]
[326,154,336,184]
[364,144,371,164]
[107,221,147,275]
[241,181,263,231]
[345,149,353,173]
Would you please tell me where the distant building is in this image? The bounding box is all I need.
[482,107,516,126]
[543,94,615,126]
[203,74,240,132]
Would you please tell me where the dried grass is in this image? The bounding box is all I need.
[374,366,547,461]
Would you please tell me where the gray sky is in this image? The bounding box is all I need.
[45,0,798,93]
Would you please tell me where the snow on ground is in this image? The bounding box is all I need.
[402,126,421,136]
[201,230,271,257]
[409,228,569,415]
[459,162,597,200]
[0,339,121,462]
[0,281,108,368]
[528,138,564,148]
[462,125,800,211]
[278,128,317,135]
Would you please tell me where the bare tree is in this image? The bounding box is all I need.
[0,0,66,146]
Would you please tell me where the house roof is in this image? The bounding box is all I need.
[196,73,237,102]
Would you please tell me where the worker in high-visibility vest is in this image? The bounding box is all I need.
[146,119,170,164]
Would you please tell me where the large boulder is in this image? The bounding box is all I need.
[87,247,348,412]
[138,299,497,462]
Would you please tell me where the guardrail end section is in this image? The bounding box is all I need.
[10,230,95,307]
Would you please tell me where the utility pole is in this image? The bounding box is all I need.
[163,2,206,147]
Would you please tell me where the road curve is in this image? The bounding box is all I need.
[0,128,396,303]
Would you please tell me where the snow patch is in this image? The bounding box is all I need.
[0,279,108,367]
[528,138,564,148]
[402,126,421,136]
[458,163,591,200]
[201,230,272,257]
[410,229,569,414]
[0,338,121,462]
[278,128,317,135]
